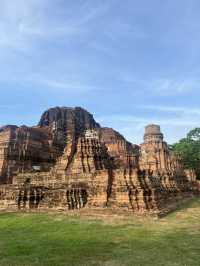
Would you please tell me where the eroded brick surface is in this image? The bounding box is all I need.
[0,108,199,215]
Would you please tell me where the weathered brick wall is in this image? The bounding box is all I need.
[0,110,199,215]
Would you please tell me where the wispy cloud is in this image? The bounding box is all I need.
[0,0,111,53]
[98,114,199,127]
[103,21,147,41]
[150,78,200,95]
[117,72,200,96]
[0,0,46,51]
[27,77,100,93]
[138,105,200,115]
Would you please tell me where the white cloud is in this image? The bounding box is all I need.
[150,78,199,95]
[0,0,45,51]
[103,21,147,41]
[0,0,114,94]
[98,114,199,127]
[139,105,200,115]
[117,71,200,96]
[27,76,99,92]
[0,0,111,53]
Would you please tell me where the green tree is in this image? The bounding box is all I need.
[172,128,200,179]
[187,128,200,141]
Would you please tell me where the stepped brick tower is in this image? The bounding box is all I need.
[139,124,176,172]
[144,124,163,143]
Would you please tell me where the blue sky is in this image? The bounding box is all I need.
[0,0,200,144]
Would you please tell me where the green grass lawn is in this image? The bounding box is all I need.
[1,199,200,266]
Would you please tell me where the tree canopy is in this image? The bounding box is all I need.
[172,128,200,179]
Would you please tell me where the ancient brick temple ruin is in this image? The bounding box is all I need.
[0,107,199,215]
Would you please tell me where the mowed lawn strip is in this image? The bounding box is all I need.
[0,199,200,266]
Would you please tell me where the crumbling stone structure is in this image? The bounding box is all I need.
[139,124,180,172]
[0,107,199,215]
